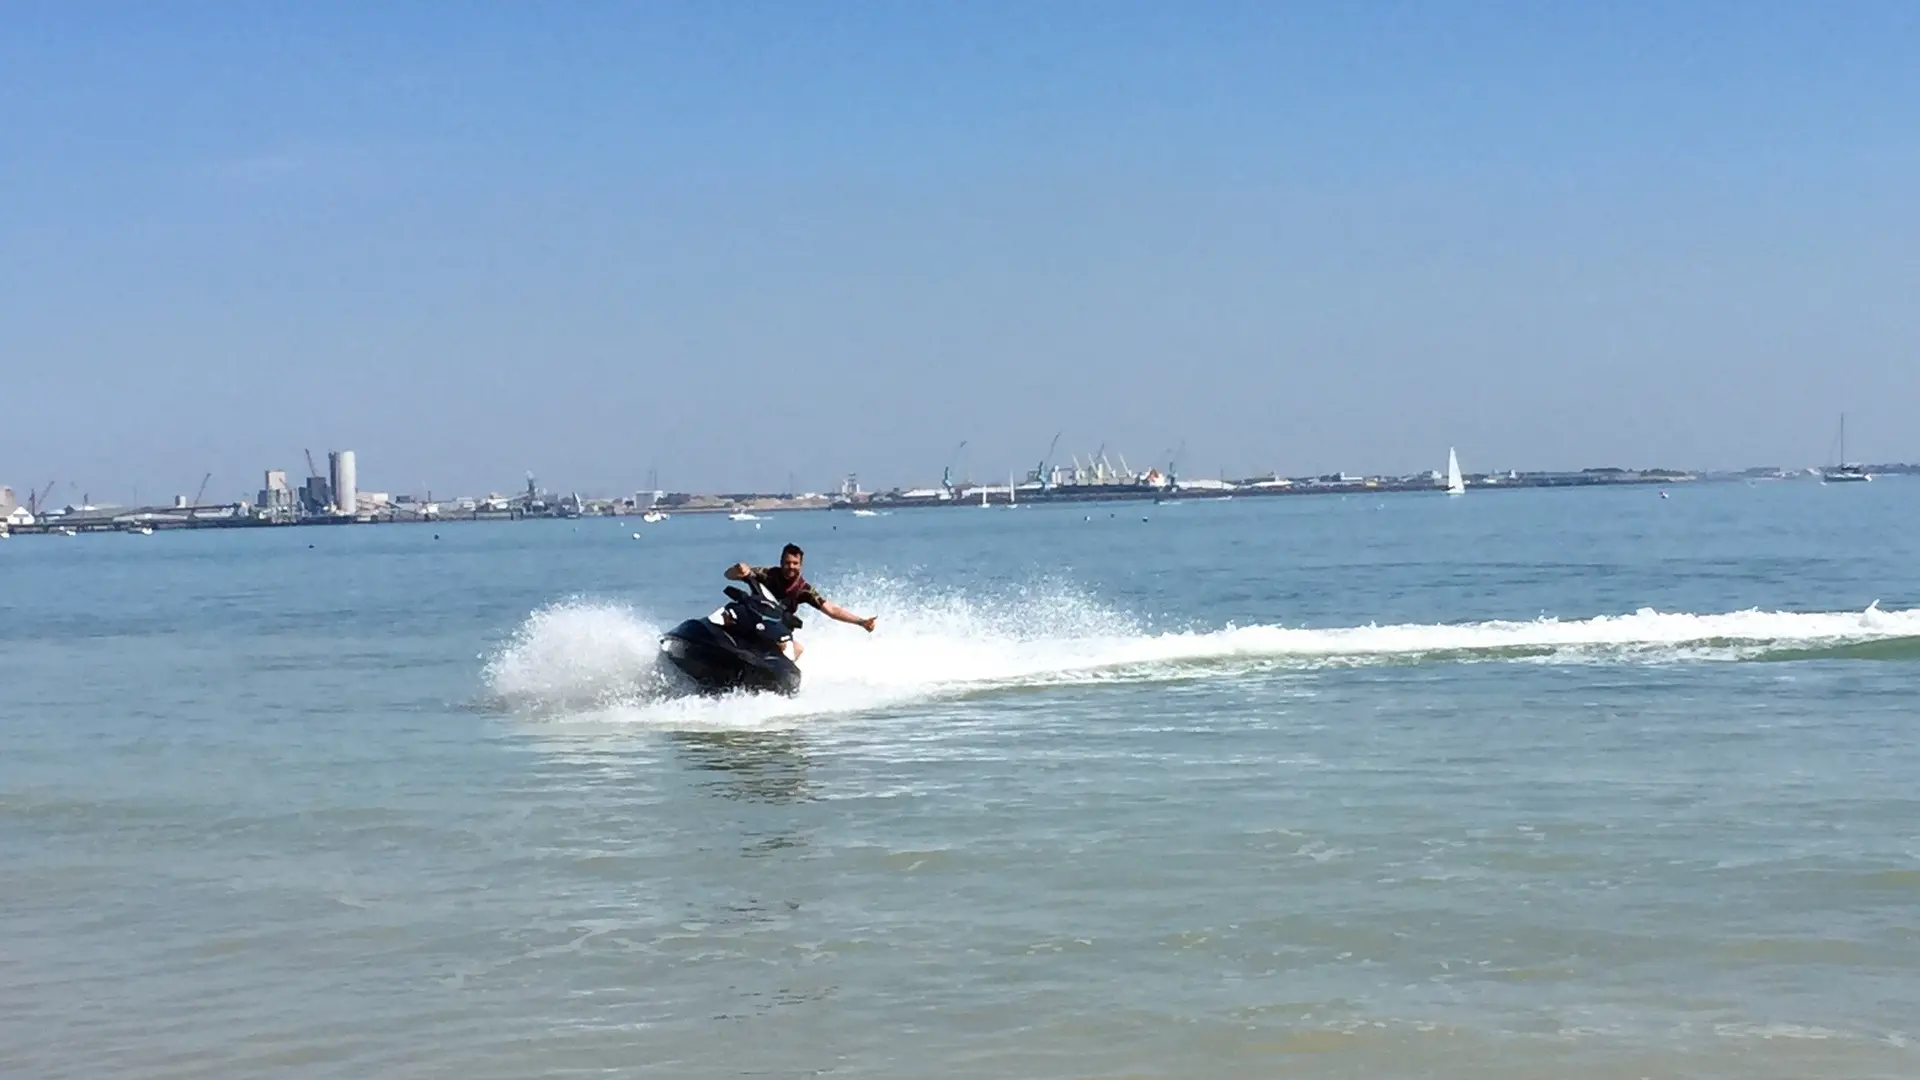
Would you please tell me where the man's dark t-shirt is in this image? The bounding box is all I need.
[749,566,826,615]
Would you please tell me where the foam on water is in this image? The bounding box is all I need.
[483,578,1920,729]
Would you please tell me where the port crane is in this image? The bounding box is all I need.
[28,480,56,516]
[296,450,326,516]
[187,472,211,520]
[1029,432,1062,490]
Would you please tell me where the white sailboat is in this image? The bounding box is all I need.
[1822,414,1871,483]
[1007,472,1017,508]
[1445,447,1466,495]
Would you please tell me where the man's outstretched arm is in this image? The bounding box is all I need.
[726,563,754,581]
[819,600,877,633]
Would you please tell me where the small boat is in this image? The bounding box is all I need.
[850,508,879,517]
[1445,448,1466,495]
[642,510,668,523]
[1822,414,1872,483]
[729,511,760,521]
[129,525,153,535]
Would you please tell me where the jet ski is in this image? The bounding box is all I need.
[659,579,804,696]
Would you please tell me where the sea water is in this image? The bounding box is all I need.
[3,480,1918,1078]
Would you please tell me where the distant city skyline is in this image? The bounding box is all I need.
[4,5,1916,502]
[1,442,1906,513]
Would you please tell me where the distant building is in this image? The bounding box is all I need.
[257,470,296,516]
[8,506,36,527]
[1174,477,1236,491]
[0,486,15,514]
[301,475,333,516]
[328,450,358,515]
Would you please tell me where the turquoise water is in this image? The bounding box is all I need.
[4,481,1919,1078]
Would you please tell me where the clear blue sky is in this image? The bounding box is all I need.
[4,2,1917,501]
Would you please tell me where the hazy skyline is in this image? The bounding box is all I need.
[5,3,1918,502]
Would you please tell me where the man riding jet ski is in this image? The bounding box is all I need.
[658,543,877,696]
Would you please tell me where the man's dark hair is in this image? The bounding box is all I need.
[781,543,804,559]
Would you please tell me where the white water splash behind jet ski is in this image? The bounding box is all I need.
[484,578,1920,730]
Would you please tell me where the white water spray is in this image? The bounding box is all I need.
[482,579,1920,730]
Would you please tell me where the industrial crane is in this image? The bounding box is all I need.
[1030,431,1062,489]
[183,472,211,521]
[294,449,325,516]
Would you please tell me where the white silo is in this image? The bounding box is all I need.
[329,450,358,516]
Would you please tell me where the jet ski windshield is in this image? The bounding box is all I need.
[723,581,803,644]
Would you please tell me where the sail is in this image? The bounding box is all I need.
[1446,448,1465,495]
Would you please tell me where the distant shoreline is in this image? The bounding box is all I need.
[4,467,1903,537]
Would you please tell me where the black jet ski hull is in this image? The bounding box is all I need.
[659,618,802,697]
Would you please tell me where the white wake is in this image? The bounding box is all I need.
[482,579,1920,730]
